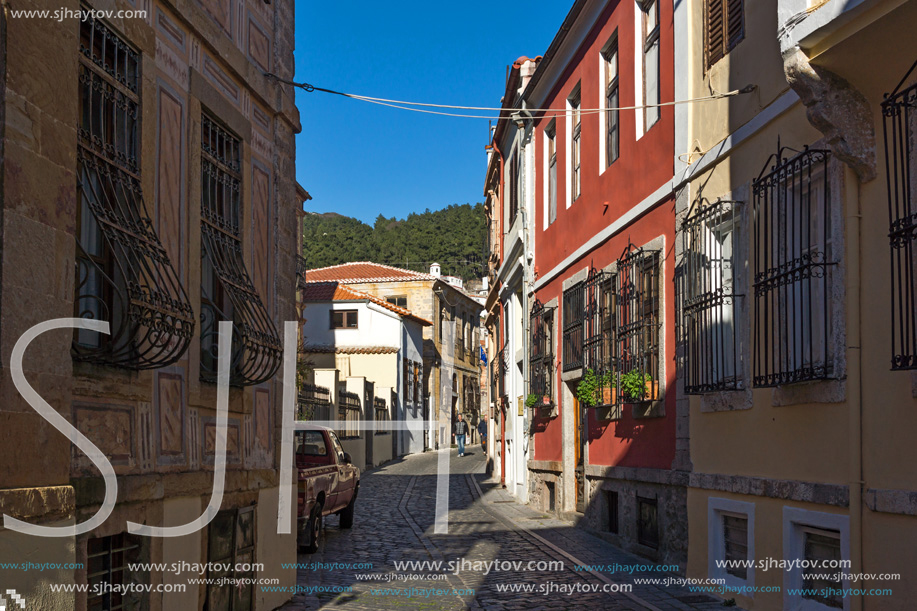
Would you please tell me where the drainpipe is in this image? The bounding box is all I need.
[846,167,864,611]
[500,299,507,489]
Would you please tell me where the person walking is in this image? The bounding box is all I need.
[455,414,468,456]
[478,415,488,454]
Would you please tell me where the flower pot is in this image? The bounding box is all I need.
[602,387,613,405]
[542,395,551,406]
[644,380,658,400]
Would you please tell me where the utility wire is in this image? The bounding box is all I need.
[265,74,755,120]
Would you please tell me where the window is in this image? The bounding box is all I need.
[881,73,917,371]
[723,515,749,579]
[331,310,358,329]
[295,430,328,456]
[386,296,407,308]
[509,150,520,224]
[584,268,616,388]
[801,529,843,609]
[682,199,741,393]
[405,358,414,403]
[87,533,142,611]
[605,490,619,534]
[637,496,659,549]
[617,248,660,403]
[641,0,660,129]
[546,481,556,512]
[73,13,193,368]
[708,497,755,588]
[415,362,423,403]
[200,114,281,386]
[783,507,850,611]
[529,300,555,405]
[705,0,744,70]
[603,36,620,166]
[569,88,582,203]
[207,507,255,611]
[546,121,557,225]
[753,146,836,387]
[562,282,586,371]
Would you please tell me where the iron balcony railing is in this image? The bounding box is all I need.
[297,255,308,288]
[882,63,917,371]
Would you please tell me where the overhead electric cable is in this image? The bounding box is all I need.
[265,73,755,120]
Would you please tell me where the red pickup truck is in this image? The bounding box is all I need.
[294,426,360,552]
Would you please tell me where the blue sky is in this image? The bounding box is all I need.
[293,1,574,225]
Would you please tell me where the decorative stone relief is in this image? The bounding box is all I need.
[783,47,876,183]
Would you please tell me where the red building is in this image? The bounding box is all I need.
[521,0,686,567]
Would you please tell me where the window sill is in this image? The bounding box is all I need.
[771,379,846,407]
[699,389,753,413]
[591,404,621,421]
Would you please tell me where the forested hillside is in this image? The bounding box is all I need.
[300,203,486,281]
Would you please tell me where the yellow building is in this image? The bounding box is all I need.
[678,0,917,609]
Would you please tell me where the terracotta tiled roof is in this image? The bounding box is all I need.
[300,281,432,326]
[305,261,435,283]
[303,345,399,355]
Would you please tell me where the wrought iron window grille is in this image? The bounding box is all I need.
[682,199,743,393]
[200,114,282,387]
[562,281,586,371]
[296,255,308,288]
[73,15,194,369]
[617,247,661,403]
[297,384,332,422]
[87,533,142,611]
[584,268,619,411]
[882,61,917,371]
[529,300,555,405]
[752,145,837,387]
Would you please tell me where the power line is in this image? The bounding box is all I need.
[265,73,755,120]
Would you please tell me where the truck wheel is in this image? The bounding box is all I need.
[301,504,323,553]
[339,492,356,529]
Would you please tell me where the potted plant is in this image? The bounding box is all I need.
[577,369,615,407]
[621,370,657,403]
[525,393,539,409]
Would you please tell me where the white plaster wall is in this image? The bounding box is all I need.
[302,301,402,349]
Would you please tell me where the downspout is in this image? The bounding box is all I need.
[500,299,506,489]
[847,167,864,611]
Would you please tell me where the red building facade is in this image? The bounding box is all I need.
[522,0,686,567]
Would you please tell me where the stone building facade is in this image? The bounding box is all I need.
[0,0,301,609]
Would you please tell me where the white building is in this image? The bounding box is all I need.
[300,282,431,465]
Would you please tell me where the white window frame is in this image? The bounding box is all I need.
[565,84,581,208]
[544,120,557,229]
[782,507,850,611]
[708,497,755,592]
[600,32,620,173]
[635,0,660,139]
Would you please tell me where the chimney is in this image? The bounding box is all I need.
[430,263,441,277]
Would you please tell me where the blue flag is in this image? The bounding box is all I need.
[479,346,487,364]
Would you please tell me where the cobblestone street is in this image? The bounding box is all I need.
[279,447,735,611]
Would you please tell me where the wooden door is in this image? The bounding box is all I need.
[574,397,586,513]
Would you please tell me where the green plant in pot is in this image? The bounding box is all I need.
[576,369,615,407]
[621,370,654,402]
[524,393,539,408]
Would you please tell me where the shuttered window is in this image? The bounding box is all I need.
[705,0,744,70]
